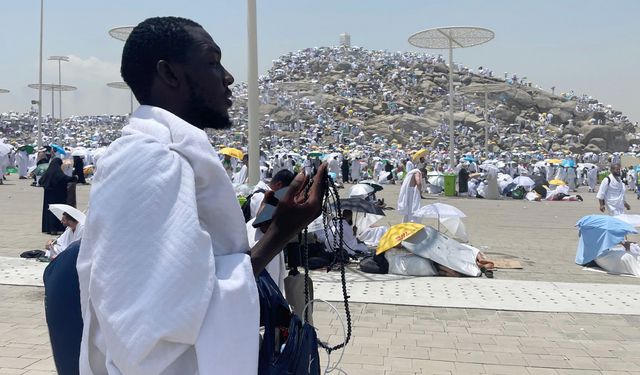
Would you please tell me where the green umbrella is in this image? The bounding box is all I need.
[5,167,17,174]
[308,152,323,157]
[18,145,35,154]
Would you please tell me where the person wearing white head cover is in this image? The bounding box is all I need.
[75,17,326,375]
[17,149,29,178]
[587,166,598,192]
[597,163,629,215]
[397,169,423,223]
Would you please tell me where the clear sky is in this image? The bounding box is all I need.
[1,0,638,122]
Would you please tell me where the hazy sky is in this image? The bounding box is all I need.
[2,0,639,122]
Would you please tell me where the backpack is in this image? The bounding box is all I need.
[242,188,266,222]
[511,186,525,200]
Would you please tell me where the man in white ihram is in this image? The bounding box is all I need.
[597,163,630,215]
[76,17,326,374]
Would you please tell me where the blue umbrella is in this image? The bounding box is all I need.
[463,155,475,162]
[561,159,576,167]
[575,215,637,265]
[50,143,66,155]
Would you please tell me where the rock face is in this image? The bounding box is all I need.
[582,126,628,152]
[257,46,635,153]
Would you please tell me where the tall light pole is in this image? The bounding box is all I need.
[48,55,70,121]
[0,89,9,94]
[37,0,44,148]
[408,26,494,168]
[457,83,508,152]
[247,0,260,185]
[28,84,77,141]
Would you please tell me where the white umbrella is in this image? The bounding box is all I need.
[513,176,535,188]
[479,164,499,173]
[349,183,374,198]
[72,148,88,157]
[440,216,468,243]
[614,214,640,227]
[415,203,466,233]
[48,204,86,225]
[415,202,466,219]
[0,142,11,157]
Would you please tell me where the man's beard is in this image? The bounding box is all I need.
[186,77,233,130]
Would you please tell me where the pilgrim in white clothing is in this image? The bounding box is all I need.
[397,169,423,223]
[76,106,259,374]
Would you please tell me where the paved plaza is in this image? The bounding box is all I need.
[1,175,640,374]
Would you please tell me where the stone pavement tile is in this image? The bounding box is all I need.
[483,364,530,374]
[564,355,601,370]
[555,370,602,375]
[518,346,550,355]
[340,353,384,366]
[601,372,637,375]
[455,350,500,365]
[22,358,54,372]
[0,369,25,375]
[595,358,640,372]
[0,357,38,370]
[453,362,486,374]
[427,348,457,362]
[480,343,523,353]
[22,371,56,375]
[411,359,454,372]
[387,347,429,360]
[525,367,560,375]
[524,355,573,369]
[383,357,413,371]
[494,353,530,366]
[0,349,29,359]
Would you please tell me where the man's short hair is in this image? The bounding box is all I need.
[121,16,202,102]
[271,169,295,187]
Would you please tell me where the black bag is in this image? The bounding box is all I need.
[257,270,320,375]
[241,188,266,222]
[359,253,389,274]
[20,250,46,258]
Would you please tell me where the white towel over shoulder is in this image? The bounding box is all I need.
[76,106,258,374]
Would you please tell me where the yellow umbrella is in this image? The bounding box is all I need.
[412,149,428,161]
[546,159,562,164]
[219,147,244,160]
[376,223,425,255]
[549,179,566,186]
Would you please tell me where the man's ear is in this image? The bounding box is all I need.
[156,60,181,88]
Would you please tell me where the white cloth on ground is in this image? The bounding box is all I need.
[76,105,258,375]
[595,245,640,277]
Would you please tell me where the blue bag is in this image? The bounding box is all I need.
[257,270,320,375]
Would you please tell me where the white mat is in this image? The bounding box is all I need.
[0,257,47,286]
[312,268,640,315]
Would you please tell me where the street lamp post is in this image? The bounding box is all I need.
[247,0,260,185]
[37,0,44,148]
[408,26,494,168]
[0,89,9,94]
[28,84,77,141]
[457,83,508,152]
[48,55,70,121]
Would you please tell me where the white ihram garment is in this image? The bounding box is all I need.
[397,169,422,223]
[76,106,258,374]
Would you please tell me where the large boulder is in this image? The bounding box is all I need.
[588,138,607,150]
[582,126,628,152]
[549,108,573,124]
[335,62,352,72]
[584,144,602,153]
[507,89,535,109]
[494,105,519,123]
[533,95,555,112]
[433,63,449,74]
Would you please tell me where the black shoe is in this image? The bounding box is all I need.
[576,194,583,202]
